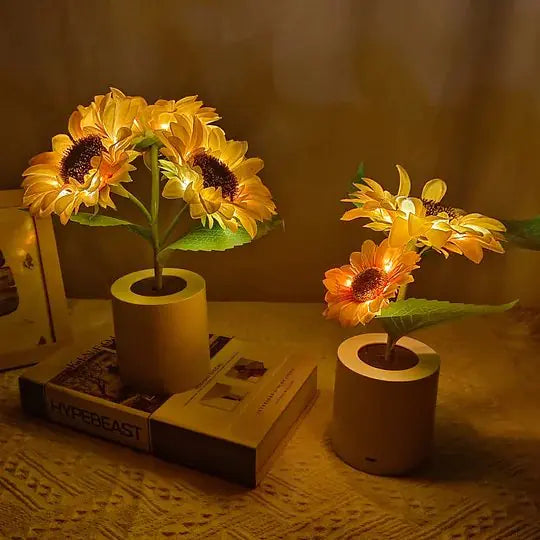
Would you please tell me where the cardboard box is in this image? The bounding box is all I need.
[19,335,317,487]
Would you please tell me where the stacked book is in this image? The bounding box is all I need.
[19,335,317,487]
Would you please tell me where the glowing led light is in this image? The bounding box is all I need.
[400,198,416,217]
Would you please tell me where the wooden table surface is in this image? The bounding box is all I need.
[1,300,539,539]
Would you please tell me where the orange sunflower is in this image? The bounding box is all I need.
[323,239,420,327]
[342,165,506,263]
[158,115,276,237]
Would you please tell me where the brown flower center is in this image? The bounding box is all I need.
[422,199,460,219]
[60,135,104,184]
[351,268,388,302]
[192,152,238,200]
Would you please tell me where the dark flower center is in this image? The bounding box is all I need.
[192,152,238,200]
[351,268,387,302]
[422,199,460,219]
[60,135,104,183]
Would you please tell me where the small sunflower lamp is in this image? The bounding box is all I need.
[22,88,280,394]
[326,164,516,475]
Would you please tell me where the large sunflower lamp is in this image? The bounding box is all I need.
[21,89,280,394]
[325,164,516,475]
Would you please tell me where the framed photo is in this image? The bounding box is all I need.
[0,189,70,370]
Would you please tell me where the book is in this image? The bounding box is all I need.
[19,335,318,487]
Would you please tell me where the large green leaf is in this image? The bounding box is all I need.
[502,216,540,251]
[377,298,518,342]
[164,215,283,252]
[70,213,152,242]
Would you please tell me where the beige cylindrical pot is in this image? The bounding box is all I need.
[332,333,440,475]
[111,268,210,395]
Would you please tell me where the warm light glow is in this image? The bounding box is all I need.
[323,239,420,326]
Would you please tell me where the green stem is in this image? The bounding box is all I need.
[161,203,189,246]
[150,144,163,290]
[384,334,397,364]
[397,283,409,301]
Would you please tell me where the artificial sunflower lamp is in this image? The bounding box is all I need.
[326,164,516,475]
[22,88,280,394]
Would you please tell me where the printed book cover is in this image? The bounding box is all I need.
[19,335,318,487]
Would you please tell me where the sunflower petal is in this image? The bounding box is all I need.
[422,179,447,202]
[396,164,411,197]
[389,216,410,247]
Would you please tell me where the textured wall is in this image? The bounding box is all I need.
[1,0,539,303]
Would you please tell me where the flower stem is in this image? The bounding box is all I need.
[384,334,397,364]
[397,282,409,301]
[150,144,163,291]
[161,203,189,246]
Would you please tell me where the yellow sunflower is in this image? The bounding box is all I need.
[22,135,136,224]
[158,115,276,237]
[342,165,505,262]
[323,239,420,327]
[22,88,144,223]
[137,95,220,134]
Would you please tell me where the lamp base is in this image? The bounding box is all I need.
[332,333,440,475]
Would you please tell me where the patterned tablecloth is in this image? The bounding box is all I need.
[1,300,539,539]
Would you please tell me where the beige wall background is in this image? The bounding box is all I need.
[1,0,539,303]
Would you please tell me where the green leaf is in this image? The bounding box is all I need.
[70,213,152,242]
[164,215,283,252]
[502,216,540,251]
[377,298,518,342]
[349,162,365,208]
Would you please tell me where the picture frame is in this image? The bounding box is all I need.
[0,189,70,370]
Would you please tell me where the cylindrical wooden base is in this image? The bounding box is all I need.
[111,268,210,395]
[332,333,440,475]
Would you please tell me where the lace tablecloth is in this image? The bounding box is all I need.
[1,300,539,539]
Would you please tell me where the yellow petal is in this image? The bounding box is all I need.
[425,228,452,249]
[421,179,447,202]
[52,134,73,153]
[389,217,410,247]
[408,212,430,236]
[396,164,411,197]
[236,211,257,238]
[162,178,184,199]
[454,237,483,263]
[341,208,366,221]
[233,157,264,178]
[223,140,248,169]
